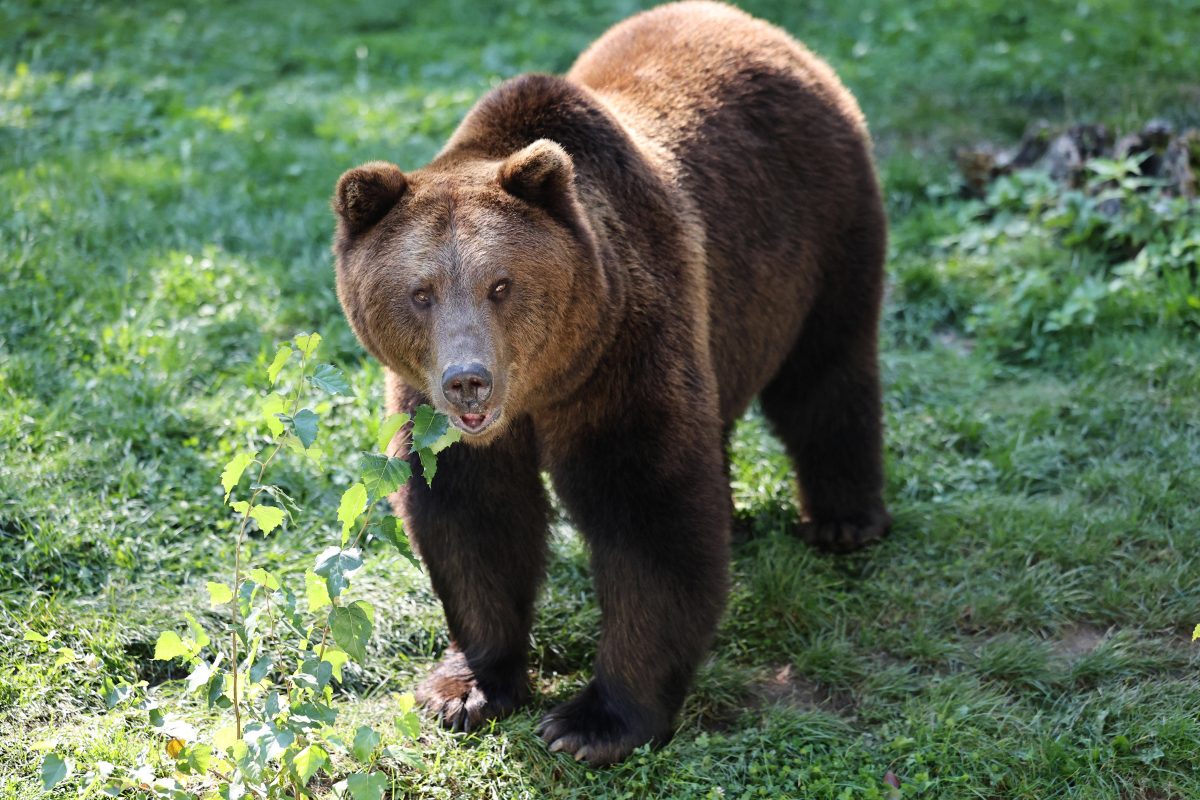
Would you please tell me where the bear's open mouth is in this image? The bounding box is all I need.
[452,408,501,435]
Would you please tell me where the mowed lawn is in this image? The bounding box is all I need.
[3,0,1200,797]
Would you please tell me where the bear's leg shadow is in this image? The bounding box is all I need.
[759,264,891,552]
[541,422,730,764]
[398,411,550,732]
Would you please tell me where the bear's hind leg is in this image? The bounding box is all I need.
[759,304,891,553]
[397,407,550,732]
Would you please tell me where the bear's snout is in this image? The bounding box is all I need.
[441,362,493,412]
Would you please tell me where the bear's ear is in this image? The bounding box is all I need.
[497,139,577,218]
[333,161,408,236]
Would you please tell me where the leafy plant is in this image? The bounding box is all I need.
[41,332,455,799]
[891,152,1200,359]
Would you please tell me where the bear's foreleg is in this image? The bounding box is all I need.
[399,413,550,732]
[542,424,730,764]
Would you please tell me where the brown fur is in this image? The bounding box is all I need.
[332,1,890,765]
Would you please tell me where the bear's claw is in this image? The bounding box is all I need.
[796,509,892,553]
[537,681,665,766]
[415,648,527,733]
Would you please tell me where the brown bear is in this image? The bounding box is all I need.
[331,0,890,766]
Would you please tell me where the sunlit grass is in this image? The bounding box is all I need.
[3,0,1199,796]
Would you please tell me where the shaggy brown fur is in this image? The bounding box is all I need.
[332,0,890,765]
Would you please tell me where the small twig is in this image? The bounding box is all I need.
[208,766,265,799]
[348,503,378,553]
[315,622,332,662]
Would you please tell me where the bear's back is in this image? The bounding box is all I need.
[568,1,866,147]
[570,1,885,422]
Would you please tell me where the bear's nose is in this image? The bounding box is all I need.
[441,362,493,410]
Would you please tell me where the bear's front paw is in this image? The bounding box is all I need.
[415,648,528,733]
[796,507,892,553]
[536,680,667,766]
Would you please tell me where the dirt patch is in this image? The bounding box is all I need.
[1120,787,1187,800]
[1051,624,1108,661]
[756,664,857,719]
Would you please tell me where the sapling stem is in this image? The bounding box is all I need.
[229,348,308,739]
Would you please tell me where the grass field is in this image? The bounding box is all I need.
[3,0,1200,797]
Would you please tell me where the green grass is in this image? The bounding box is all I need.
[3,0,1200,797]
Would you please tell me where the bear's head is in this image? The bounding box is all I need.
[332,139,604,444]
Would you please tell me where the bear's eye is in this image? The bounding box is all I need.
[412,288,432,307]
[489,279,511,301]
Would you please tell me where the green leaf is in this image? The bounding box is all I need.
[394,694,420,739]
[430,424,462,454]
[102,677,132,709]
[305,569,331,612]
[346,771,388,800]
[321,648,350,682]
[23,630,49,643]
[250,654,273,684]
[290,744,327,784]
[360,453,411,500]
[296,655,334,693]
[247,567,280,591]
[293,408,319,449]
[329,604,373,663]
[376,412,410,454]
[376,516,420,570]
[184,612,211,651]
[266,345,292,385]
[382,745,423,769]
[410,405,449,451]
[229,743,251,780]
[250,505,286,535]
[417,447,438,487]
[351,726,381,763]
[207,581,234,606]
[213,725,238,754]
[243,721,291,772]
[263,394,287,436]
[220,453,255,500]
[206,669,229,709]
[264,690,283,718]
[177,743,213,775]
[53,646,75,667]
[186,660,213,693]
[310,363,352,396]
[294,332,322,357]
[313,547,363,599]
[394,710,421,740]
[323,732,349,752]
[282,430,323,462]
[337,483,368,540]
[41,753,70,791]
[352,599,375,625]
[290,700,337,727]
[154,631,189,661]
